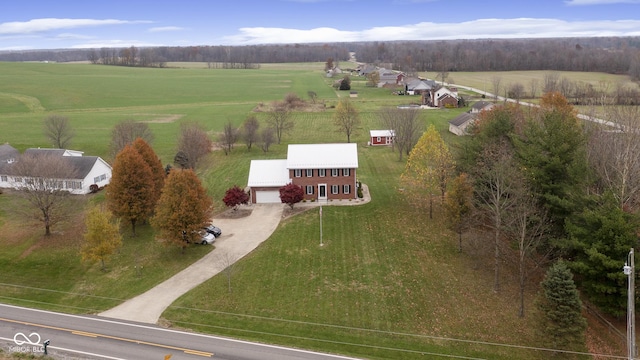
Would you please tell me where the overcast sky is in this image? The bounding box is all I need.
[1,0,640,50]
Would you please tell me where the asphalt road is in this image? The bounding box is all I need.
[0,304,361,360]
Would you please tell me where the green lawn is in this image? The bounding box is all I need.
[0,62,622,359]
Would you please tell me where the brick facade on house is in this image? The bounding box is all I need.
[289,167,357,201]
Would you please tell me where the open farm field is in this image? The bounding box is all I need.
[0,62,625,359]
[437,70,640,97]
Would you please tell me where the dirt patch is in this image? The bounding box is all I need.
[140,114,184,123]
[216,208,253,219]
[282,206,312,219]
[253,102,326,113]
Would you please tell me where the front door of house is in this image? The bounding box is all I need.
[318,184,327,201]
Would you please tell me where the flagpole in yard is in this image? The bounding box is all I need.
[319,205,323,247]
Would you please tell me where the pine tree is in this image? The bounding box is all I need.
[81,206,122,271]
[152,169,212,253]
[106,144,155,236]
[536,261,587,353]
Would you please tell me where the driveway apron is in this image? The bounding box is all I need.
[99,204,283,324]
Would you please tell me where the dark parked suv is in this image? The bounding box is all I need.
[204,224,222,238]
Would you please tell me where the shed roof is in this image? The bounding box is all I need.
[286,143,358,169]
[449,113,476,127]
[247,160,289,187]
[370,130,395,138]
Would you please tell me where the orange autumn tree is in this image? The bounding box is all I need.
[131,137,165,214]
[106,144,155,236]
[152,169,212,253]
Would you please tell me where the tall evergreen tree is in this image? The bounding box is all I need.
[536,260,587,353]
[564,194,639,316]
[513,92,589,236]
[106,144,155,236]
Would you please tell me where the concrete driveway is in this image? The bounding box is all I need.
[99,204,283,324]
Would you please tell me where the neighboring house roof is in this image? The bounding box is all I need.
[22,148,101,179]
[247,160,289,187]
[370,130,395,138]
[0,144,19,174]
[24,148,84,157]
[449,113,476,127]
[286,143,358,169]
[471,101,495,112]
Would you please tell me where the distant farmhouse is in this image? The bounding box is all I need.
[0,144,112,194]
[248,143,359,204]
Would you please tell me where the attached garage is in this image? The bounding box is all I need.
[247,159,290,204]
[255,190,281,204]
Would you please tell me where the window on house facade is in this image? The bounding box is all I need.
[331,169,338,177]
[100,174,107,181]
[306,185,314,195]
[331,185,339,194]
[94,176,100,183]
[343,168,350,176]
[294,169,302,177]
[343,185,351,194]
[306,169,313,177]
[376,136,381,142]
[318,169,326,177]
[0,175,6,182]
[15,177,22,183]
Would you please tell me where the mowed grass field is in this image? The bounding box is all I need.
[0,62,624,359]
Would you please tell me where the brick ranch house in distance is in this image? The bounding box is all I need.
[247,143,359,204]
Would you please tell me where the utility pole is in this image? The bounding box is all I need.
[624,248,636,360]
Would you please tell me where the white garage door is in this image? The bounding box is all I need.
[255,190,281,203]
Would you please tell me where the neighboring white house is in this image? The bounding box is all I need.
[448,113,477,136]
[248,143,359,204]
[0,145,112,195]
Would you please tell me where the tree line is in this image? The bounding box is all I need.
[351,37,640,79]
[3,37,639,80]
[400,94,640,353]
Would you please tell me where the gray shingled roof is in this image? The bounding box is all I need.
[449,113,476,127]
[0,144,19,173]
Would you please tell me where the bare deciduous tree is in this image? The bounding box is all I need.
[110,119,154,158]
[491,75,502,101]
[473,140,521,293]
[507,82,525,103]
[219,120,239,155]
[176,122,212,169]
[378,107,423,161]
[333,98,360,143]
[241,115,260,151]
[529,79,539,99]
[44,114,74,149]
[504,184,551,317]
[588,105,640,210]
[260,128,275,153]
[10,153,79,236]
[266,101,294,144]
